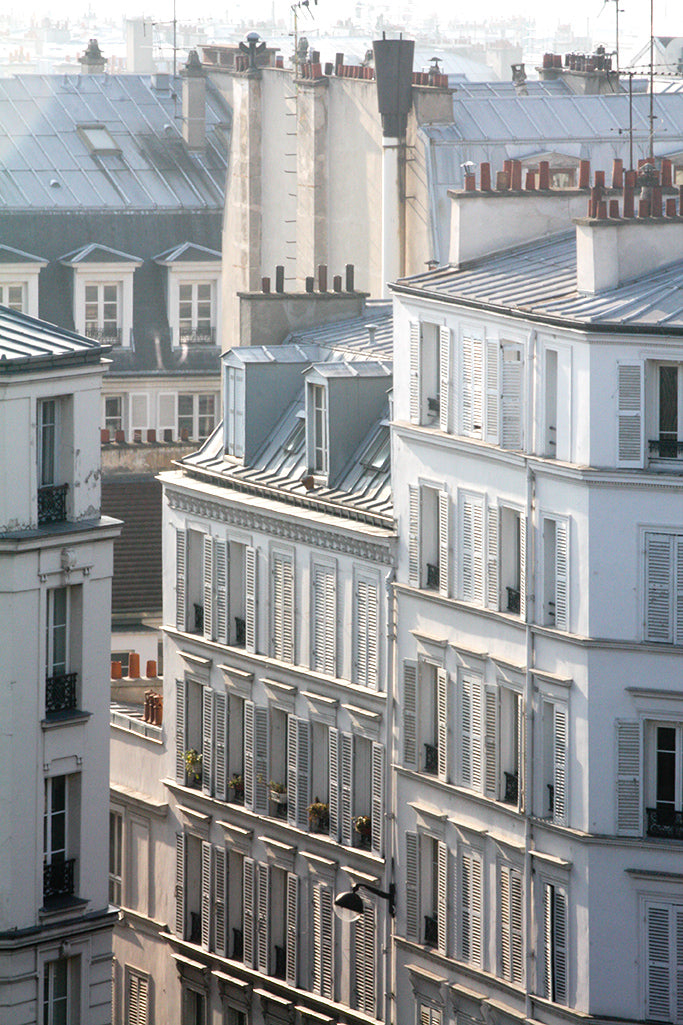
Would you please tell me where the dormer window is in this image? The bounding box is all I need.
[85,282,120,342]
[154,243,221,348]
[0,283,25,312]
[60,244,141,347]
[0,245,46,318]
[225,365,245,458]
[310,383,328,475]
[178,282,214,344]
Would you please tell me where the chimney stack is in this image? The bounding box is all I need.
[182,49,206,151]
[79,38,107,75]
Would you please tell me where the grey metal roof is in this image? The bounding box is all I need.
[394,230,683,331]
[282,302,393,359]
[0,305,105,370]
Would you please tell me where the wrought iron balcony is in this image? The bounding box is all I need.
[45,671,78,716]
[274,944,286,979]
[193,603,204,634]
[649,439,683,459]
[646,807,683,840]
[506,586,521,614]
[427,396,440,416]
[234,616,246,648]
[179,327,216,345]
[504,771,519,805]
[426,562,439,590]
[43,858,75,901]
[85,327,122,344]
[38,483,68,525]
[424,914,438,947]
[424,742,438,775]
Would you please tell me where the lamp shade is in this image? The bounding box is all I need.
[333,888,364,922]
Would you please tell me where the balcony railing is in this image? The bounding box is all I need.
[424,742,438,775]
[189,911,202,944]
[38,483,68,525]
[427,396,440,416]
[426,562,440,590]
[274,944,286,979]
[649,439,683,459]
[234,616,246,648]
[506,586,521,614]
[45,671,78,716]
[43,858,75,901]
[504,771,519,805]
[178,327,216,345]
[232,927,244,960]
[424,915,438,947]
[86,327,122,344]
[646,807,683,840]
[193,603,204,634]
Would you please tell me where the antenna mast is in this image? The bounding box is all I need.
[649,0,655,161]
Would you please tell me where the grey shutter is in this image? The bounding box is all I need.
[439,325,451,432]
[646,534,674,643]
[203,534,213,640]
[356,577,379,689]
[201,839,212,950]
[408,485,420,587]
[253,706,269,815]
[175,832,185,938]
[554,519,569,631]
[257,863,270,974]
[244,700,255,810]
[616,720,641,836]
[202,686,214,797]
[409,320,420,422]
[243,857,255,968]
[214,846,226,955]
[543,883,553,999]
[519,514,527,621]
[405,832,420,940]
[214,692,227,801]
[462,495,485,605]
[285,873,298,986]
[245,545,257,652]
[315,885,334,999]
[272,552,294,663]
[484,686,498,799]
[461,851,483,967]
[501,344,523,449]
[176,529,186,631]
[517,693,526,811]
[175,678,186,784]
[355,898,376,1015]
[500,865,511,980]
[485,337,499,442]
[510,869,524,984]
[328,726,340,840]
[487,504,499,610]
[437,667,448,782]
[647,905,672,1020]
[437,840,448,956]
[438,490,450,597]
[324,566,336,675]
[371,742,384,856]
[340,732,354,846]
[287,715,310,830]
[617,361,643,467]
[215,539,228,644]
[553,887,568,1003]
[461,673,483,791]
[403,661,418,769]
[553,704,568,826]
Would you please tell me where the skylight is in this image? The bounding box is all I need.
[78,125,119,154]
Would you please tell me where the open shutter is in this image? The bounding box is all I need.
[324,566,336,676]
[203,534,213,640]
[487,504,499,610]
[462,495,485,605]
[484,686,498,799]
[202,686,214,797]
[314,885,334,998]
[201,839,212,950]
[439,326,451,432]
[461,673,483,791]
[356,578,379,689]
[646,534,673,643]
[175,832,185,938]
[553,887,568,1003]
[553,704,568,826]
[158,392,177,439]
[510,869,524,983]
[371,742,384,856]
[286,873,298,986]
[175,678,186,784]
[438,490,450,597]
[517,693,526,811]
[403,661,418,769]
[253,706,269,815]
[616,720,641,836]
[214,846,226,955]
[340,732,354,846]
[287,716,310,830]
[462,851,483,967]
[272,552,294,663]
[437,667,448,782]
[519,514,527,621]
[405,832,420,940]
[214,692,227,801]
[409,320,420,422]
[312,564,336,675]
[485,337,499,442]
[617,361,643,467]
[555,519,569,631]
[355,898,376,1015]
[244,700,255,810]
[215,540,228,644]
[462,333,483,435]
[257,864,270,974]
[437,840,448,956]
[245,545,257,652]
[408,485,420,587]
[501,345,523,449]
[328,727,340,840]
[176,529,186,631]
[500,866,511,980]
[676,538,683,646]
[243,858,255,968]
[647,905,672,1020]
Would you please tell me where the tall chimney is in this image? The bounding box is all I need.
[182,50,206,151]
[79,38,107,75]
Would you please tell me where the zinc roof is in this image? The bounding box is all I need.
[0,305,105,370]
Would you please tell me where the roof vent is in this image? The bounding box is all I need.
[50,178,61,188]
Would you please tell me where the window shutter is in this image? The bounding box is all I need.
[340,732,354,846]
[214,845,226,956]
[461,673,483,791]
[461,851,483,967]
[176,529,187,631]
[312,564,336,675]
[405,832,420,940]
[676,538,683,646]
[500,865,511,979]
[202,686,214,797]
[328,727,340,840]
[158,392,177,436]
[245,545,257,652]
[543,883,553,999]
[203,534,213,640]
[244,700,255,810]
[462,333,484,436]
[324,567,336,675]
[253,706,269,815]
[555,519,569,631]
[287,715,310,830]
[552,887,568,1004]
[553,704,568,826]
[617,361,643,467]
[487,504,499,610]
[439,326,451,432]
[510,869,524,984]
[175,678,186,784]
[517,693,526,811]
[286,872,298,987]
[371,742,384,856]
[408,485,420,587]
[501,345,523,449]
[437,840,448,956]
[462,495,485,605]
[130,392,149,435]
[355,898,376,1015]
[519,514,527,621]
[485,337,499,442]
[438,490,450,597]
[409,320,420,422]
[647,905,672,1020]
[484,685,498,799]
[201,839,212,951]
[437,667,449,782]
[356,577,379,689]
[314,885,334,998]
[175,832,185,939]
[272,552,294,663]
[215,540,228,644]
[242,857,255,969]
[403,661,418,769]
[257,864,270,974]
[214,692,227,801]
[646,534,674,643]
[616,719,641,836]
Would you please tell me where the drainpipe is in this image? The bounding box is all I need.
[381,138,402,297]
[385,567,397,1025]
[524,327,537,1020]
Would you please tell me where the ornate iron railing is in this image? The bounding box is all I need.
[649,439,683,459]
[646,807,683,839]
[179,327,216,345]
[45,672,78,716]
[86,327,122,344]
[424,742,438,775]
[424,915,438,947]
[43,858,75,901]
[235,617,246,647]
[38,483,68,525]
[506,587,521,614]
[504,771,519,805]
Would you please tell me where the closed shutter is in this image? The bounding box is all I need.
[244,700,255,810]
[461,851,483,967]
[553,704,568,825]
[462,494,485,605]
[127,970,149,1025]
[676,538,683,646]
[371,742,384,856]
[203,534,213,640]
[438,490,450,597]
[616,720,641,836]
[437,667,448,782]
[519,514,527,621]
[405,832,420,940]
[328,727,340,840]
[130,392,149,438]
[286,873,298,986]
[484,686,498,799]
[340,732,354,846]
[510,869,524,984]
[356,577,379,689]
[254,706,269,815]
[487,504,499,610]
[485,337,499,442]
[245,545,257,652]
[645,904,683,1021]
[409,320,420,422]
[646,534,674,643]
[202,686,214,797]
[462,333,484,436]
[214,845,226,955]
[175,832,185,938]
[287,715,310,830]
[403,661,418,769]
[158,392,177,439]
[176,529,187,631]
[439,325,451,432]
[256,864,270,974]
[461,673,483,791]
[501,345,523,449]
[617,361,643,467]
[313,564,336,675]
[214,692,227,801]
[555,519,569,631]
[175,678,186,784]
[437,840,448,956]
[355,898,376,1015]
[500,865,511,979]
[408,485,420,587]
[272,551,294,663]
[201,839,212,950]
[242,857,255,968]
[314,885,334,998]
[552,886,568,1004]
[215,540,228,644]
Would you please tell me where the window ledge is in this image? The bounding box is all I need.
[42,709,91,730]
[110,703,163,743]
[39,895,90,921]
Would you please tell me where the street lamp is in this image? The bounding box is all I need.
[333,882,396,922]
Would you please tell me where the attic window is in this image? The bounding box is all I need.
[361,428,390,471]
[78,124,119,154]
[283,418,305,454]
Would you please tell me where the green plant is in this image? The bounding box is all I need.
[228,773,244,795]
[308,800,329,831]
[354,815,372,837]
[184,749,202,783]
[269,780,287,794]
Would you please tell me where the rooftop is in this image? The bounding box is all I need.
[0,305,105,371]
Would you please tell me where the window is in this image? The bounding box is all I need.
[500,688,524,807]
[104,396,123,434]
[271,550,294,663]
[403,661,448,781]
[0,282,25,311]
[460,849,484,968]
[39,398,58,487]
[311,562,336,675]
[639,721,683,840]
[404,833,447,954]
[408,484,449,596]
[44,775,76,903]
[644,532,683,644]
[109,811,123,905]
[38,397,70,525]
[84,282,120,343]
[225,365,245,457]
[44,958,74,1025]
[541,516,569,630]
[182,987,206,1025]
[646,902,683,1022]
[500,865,524,984]
[408,321,449,428]
[541,700,568,825]
[78,124,118,152]
[648,363,683,460]
[266,868,298,985]
[418,1006,443,1025]
[176,531,255,649]
[178,282,214,343]
[178,393,217,441]
[500,507,525,616]
[45,585,79,717]
[542,882,568,1004]
[309,384,328,475]
[46,587,68,678]
[125,968,149,1025]
[354,574,380,688]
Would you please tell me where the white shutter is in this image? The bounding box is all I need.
[484,686,498,799]
[201,839,212,950]
[519,514,527,621]
[244,700,255,810]
[405,832,420,940]
[214,846,226,955]
[312,564,336,675]
[175,832,185,938]
[616,719,641,836]
[286,873,298,986]
[555,519,569,631]
[439,325,451,432]
[437,840,448,956]
[617,361,643,467]
[202,686,214,797]
[340,732,354,846]
[553,887,568,1003]
[356,577,379,689]
[203,534,213,640]
[287,715,310,830]
[253,706,269,815]
[510,869,524,984]
[403,661,418,769]
[324,566,336,675]
[487,504,499,610]
[461,851,483,967]
[462,333,483,436]
[646,534,674,643]
[272,552,294,663]
[158,392,177,438]
[485,337,499,442]
[517,692,526,811]
[175,678,186,784]
[215,539,228,644]
[214,692,227,801]
[408,485,420,587]
[176,529,186,631]
[553,704,568,826]
[257,863,270,974]
[409,320,420,422]
[500,865,511,980]
[437,668,448,782]
[355,898,376,1015]
[647,905,672,1021]
[676,538,683,646]
[130,392,149,438]
[461,673,483,791]
[501,345,523,449]
[328,727,340,840]
[314,885,334,998]
[462,494,484,605]
[245,545,257,652]
[438,490,450,597]
[243,857,255,968]
[371,742,384,856]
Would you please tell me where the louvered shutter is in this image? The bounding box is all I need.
[555,519,569,631]
[253,706,269,815]
[519,514,527,621]
[175,678,186,784]
[214,692,227,801]
[403,661,418,769]
[517,693,526,811]
[646,534,674,643]
[676,538,683,646]
[287,716,310,830]
[286,873,298,986]
[616,720,641,835]
[215,540,228,644]
[439,326,451,432]
[553,887,568,1003]
[437,668,448,782]
[130,392,149,438]
[313,886,323,993]
[553,704,568,826]
[272,552,294,663]
[462,495,484,605]
[203,534,213,640]
[617,362,643,467]
[244,700,255,810]
[461,673,483,791]
[647,905,672,1020]
[328,727,340,840]
[355,898,376,1015]
[501,345,523,449]
[485,337,499,442]
[487,504,499,610]
[176,529,187,631]
[543,884,553,999]
[314,885,334,998]
[245,545,257,652]
[214,846,226,955]
[312,564,336,675]
[202,686,214,797]
[158,392,177,439]
[484,686,498,799]
[371,742,384,856]
[201,839,212,950]
[462,333,484,436]
[462,851,483,967]
[405,832,420,940]
[175,832,185,938]
[510,869,524,984]
[437,840,448,956]
[438,490,450,597]
[257,863,270,974]
[409,320,420,422]
[340,732,354,845]
[242,858,255,968]
[127,971,149,1025]
[500,866,511,979]
[355,578,379,689]
[408,485,420,587]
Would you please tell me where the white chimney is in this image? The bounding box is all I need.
[576,217,683,293]
[182,49,206,151]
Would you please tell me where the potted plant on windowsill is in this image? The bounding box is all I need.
[184,749,203,787]
[354,815,372,848]
[308,799,329,833]
[269,781,288,805]
[228,773,245,803]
